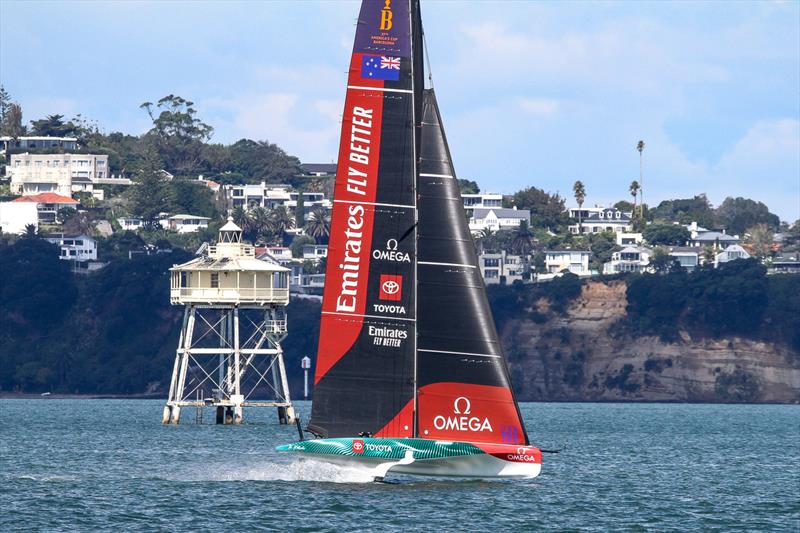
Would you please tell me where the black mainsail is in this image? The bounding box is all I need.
[310,0,529,446]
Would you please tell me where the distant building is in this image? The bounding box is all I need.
[0,201,38,234]
[46,234,98,262]
[714,244,750,267]
[300,163,337,177]
[226,183,330,212]
[685,222,740,250]
[568,206,616,220]
[119,217,145,231]
[12,192,79,224]
[7,153,129,198]
[160,214,210,233]
[0,135,77,154]
[668,246,700,272]
[569,207,632,235]
[469,207,530,234]
[603,245,653,274]
[478,250,525,284]
[462,193,503,215]
[302,244,328,262]
[544,250,592,276]
[616,232,643,246]
[769,252,800,274]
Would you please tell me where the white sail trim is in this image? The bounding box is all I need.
[419,173,453,178]
[334,199,415,210]
[417,348,500,358]
[347,85,413,94]
[418,261,476,269]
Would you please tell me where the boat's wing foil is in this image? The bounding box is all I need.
[276,438,541,479]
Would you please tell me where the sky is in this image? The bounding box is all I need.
[1,0,798,222]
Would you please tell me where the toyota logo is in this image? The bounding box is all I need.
[382,280,400,295]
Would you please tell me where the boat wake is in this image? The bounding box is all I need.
[191,458,375,484]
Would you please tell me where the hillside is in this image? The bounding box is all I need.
[502,281,800,403]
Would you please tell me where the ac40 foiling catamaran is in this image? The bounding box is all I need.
[277,0,542,480]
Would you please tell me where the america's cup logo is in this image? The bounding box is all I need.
[433,396,492,433]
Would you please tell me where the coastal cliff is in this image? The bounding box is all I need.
[503,281,800,403]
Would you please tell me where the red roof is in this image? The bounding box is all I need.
[13,193,78,204]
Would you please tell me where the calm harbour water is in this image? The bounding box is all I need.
[0,400,798,532]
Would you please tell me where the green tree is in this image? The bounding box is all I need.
[629,180,640,221]
[573,180,586,234]
[0,85,10,129]
[511,187,567,230]
[129,156,169,226]
[140,95,213,176]
[715,197,780,235]
[304,207,330,243]
[743,223,774,258]
[650,195,715,227]
[30,114,78,137]
[228,139,303,186]
[295,192,306,228]
[165,180,216,218]
[290,234,316,258]
[268,206,295,244]
[643,224,691,246]
[1,102,25,138]
[458,179,480,194]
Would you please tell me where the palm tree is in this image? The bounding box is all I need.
[248,206,271,243]
[305,207,331,243]
[636,140,645,219]
[268,206,295,244]
[23,224,38,238]
[511,220,534,277]
[629,180,640,221]
[232,205,249,229]
[573,180,586,234]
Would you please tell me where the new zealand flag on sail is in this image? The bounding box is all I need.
[360,55,401,81]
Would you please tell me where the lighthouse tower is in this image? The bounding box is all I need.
[162,217,296,425]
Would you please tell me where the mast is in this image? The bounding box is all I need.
[410,0,421,439]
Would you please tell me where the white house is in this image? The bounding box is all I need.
[119,217,145,231]
[11,192,79,224]
[46,234,98,262]
[161,214,210,233]
[544,250,592,276]
[478,250,525,284]
[6,153,129,197]
[226,183,331,212]
[769,252,800,274]
[603,245,653,274]
[302,244,328,262]
[0,201,38,234]
[462,193,503,212]
[569,207,633,235]
[469,208,530,234]
[616,232,643,246]
[715,244,750,267]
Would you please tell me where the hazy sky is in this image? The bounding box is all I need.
[2,0,798,221]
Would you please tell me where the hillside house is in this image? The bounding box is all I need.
[714,245,750,267]
[46,234,98,262]
[544,250,592,276]
[668,247,700,272]
[478,250,525,284]
[161,214,210,233]
[569,207,632,234]
[0,201,38,234]
[469,207,530,234]
[12,192,78,224]
[603,245,653,274]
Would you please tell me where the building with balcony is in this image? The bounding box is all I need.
[0,135,77,154]
[544,250,592,276]
[45,234,98,262]
[226,182,331,212]
[11,192,79,224]
[469,207,530,234]
[302,244,328,262]
[603,245,653,274]
[170,218,289,305]
[7,153,129,198]
[478,250,525,284]
[462,193,503,216]
[160,214,210,233]
[569,207,633,235]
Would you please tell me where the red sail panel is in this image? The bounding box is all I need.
[415,89,529,445]
[309,0,417,439]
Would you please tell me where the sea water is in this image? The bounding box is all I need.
[0,400,797,532]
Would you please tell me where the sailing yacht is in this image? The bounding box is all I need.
[277,0,542,479]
